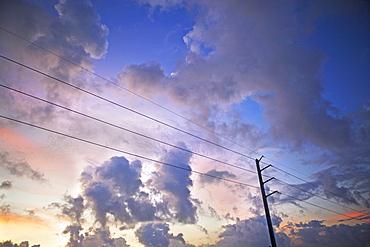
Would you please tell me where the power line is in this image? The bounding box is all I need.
[3,108,366,223]
[0,83,257,175]
[0,26,262,157]
[3,81,366,219]
[279,192,370,223]
[0,54,257,163]
[2,28,367,216]
[0,26,325,195]
[275,178,370,218]
[261,158,314,180]
[271,165,362,206]
[0,74,363,221]
[0,114,259,189]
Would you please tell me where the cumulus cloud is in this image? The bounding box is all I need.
[287,220,370,247]
[50,153,202,246]
[0,0,109,124]
[80,156,159,228]
[211,216,290,247]
[150,142,198,223]
[136,223,194,247]
[0,180,12,189]
[117,62,166,99]
[109,0,369,168]
[50,168,137,246]
[62,226,130,247]
[0,152,47,182]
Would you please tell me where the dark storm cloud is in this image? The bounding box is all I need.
[50,194,85,224]
[135,223,194,247]
[51,153,202,246]
[211,216,291,247]
[313,165,370,207]
[0,152,47,182]
[0,180,12,189]
[62,227,130,247]
[287,220,370,247]
[50,193,131,247]
[80,156,160,228]
[151,142,198,223]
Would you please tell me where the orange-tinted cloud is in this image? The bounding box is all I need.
[326,211,370,224]
[0,127,39,150]
[0,211,46,226]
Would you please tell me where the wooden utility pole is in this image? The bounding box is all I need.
[256,157,278,247]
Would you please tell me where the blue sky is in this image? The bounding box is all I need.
[0,0,369,246]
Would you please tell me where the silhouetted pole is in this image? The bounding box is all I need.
[256,157,277,247]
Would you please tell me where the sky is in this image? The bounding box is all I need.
[0,0,369,246]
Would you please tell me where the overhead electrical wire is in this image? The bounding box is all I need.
[0,26,330,189]
[271,165,362,207]
[8,81,366,217]
[1,54,366,217]
[261,158,315,180]
[275,178,370,218]
[0,26,262,156]
[278,192,370,223]
[1,28,368,219]
[0,54,257,162]
[0,83,257,175]
[0,114,259,189]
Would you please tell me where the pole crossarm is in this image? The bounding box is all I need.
[263,177,275,184]
[266,190,279,198]
[261,164,272,172]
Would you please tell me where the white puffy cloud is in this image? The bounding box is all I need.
[117,62,166,99]
[0,0,109,123]
[113,0,370,160]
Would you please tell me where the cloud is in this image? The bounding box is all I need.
[211,216,291,247]
[123,0,370,159]
[49,152,204,246]
[50,191,131,246]
[0,0,109,124]
[49,194,85,225]
[135,223,194,247]
[53,0,109,60]
[117,62,166,99]
[0,241,40,247]
[62,226,130,247]
[287,220,370,247]
[0,180,12,189]
[313,165,370,207]
[80,156,160,228]
[199,169,236,185]
[150,142,198,223]
[0,152,47,182]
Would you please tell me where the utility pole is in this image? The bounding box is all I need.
[256,156,278,247]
